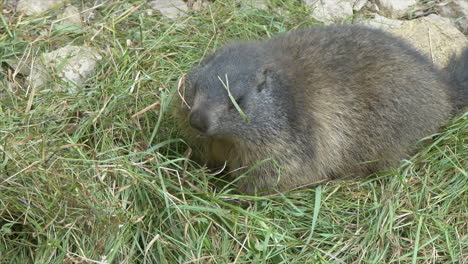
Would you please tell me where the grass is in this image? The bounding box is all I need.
[0,0,467,263]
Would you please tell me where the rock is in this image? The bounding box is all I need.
[353,0,367,12]
[365,1,380,13]
[191,0,210,12]
[16,0,64,15]
[58,5,82,28]
[243,0,268,10]
[29,46,102,93]
[28,63,50,91]
[427,14,452,25]
[4,0,19,11]
[148,0,188,19]
[305,0,354,24]
[360,13,403,30]
[145,9,154,16]
[436,0,468,35]
[437,0,468,18]
[375,0,417,18]
[82,9,97,23]
[390,16,468,68]
[7,59,32,76]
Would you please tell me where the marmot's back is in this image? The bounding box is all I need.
[175,25,466,195]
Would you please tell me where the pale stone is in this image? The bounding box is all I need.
[390,16,468,68]
[16,0,63,15]
[353,0,367,12]
[360,13,403,30]
[148,0,188,19]
[4,0,19,11]
[427,14,452,25]
[243,0,268,10]
[192,0,210,12]
[375,0,417,18]
[305,0,354,24]
[7,59,32,76]
[29,46,102,93]
[58,6,82,28]
[436,0,468,35]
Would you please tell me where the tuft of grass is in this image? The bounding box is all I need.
[1,0,467,263]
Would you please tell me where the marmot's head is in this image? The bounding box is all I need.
[180,43,296,144]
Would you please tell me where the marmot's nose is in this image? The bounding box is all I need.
[189,109,209,133]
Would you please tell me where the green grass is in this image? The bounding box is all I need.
[0,0,467,263]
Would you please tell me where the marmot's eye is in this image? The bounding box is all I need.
[230,95,245,109]
[236,95,245,105]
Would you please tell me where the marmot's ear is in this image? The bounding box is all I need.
[256,65,276,92]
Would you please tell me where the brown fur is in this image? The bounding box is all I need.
[172,25,466,195]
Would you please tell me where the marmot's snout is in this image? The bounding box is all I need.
[189,108,210,134]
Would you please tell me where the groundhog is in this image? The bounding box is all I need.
[173,24,468,195]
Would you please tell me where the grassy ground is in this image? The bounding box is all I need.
[0,0,466,263]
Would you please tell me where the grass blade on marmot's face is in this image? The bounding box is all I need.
[218,74,250,124]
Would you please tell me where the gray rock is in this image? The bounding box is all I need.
[58,5,82,28]
[390,16,468,68]
[375,0,417,18]
[437,0,468,17]
[360,13,403,30]
[353,0,368,12]
[243,0,268,10]
[305,0,354,24]
[148,0,188,19]
[191,0,210,12]
[436,0,468,35]
[29,46,102,93]
[7,58,32,76]
[365,1,380,13]
[16,0,64,15]
[427,14,452,25]
[4,0,19,11]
